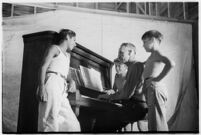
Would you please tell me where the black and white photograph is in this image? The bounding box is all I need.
[2,1,199,133]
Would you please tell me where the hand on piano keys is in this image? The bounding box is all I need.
[105,89,115,95]
[98,89,115,101]
[97,93,110,100]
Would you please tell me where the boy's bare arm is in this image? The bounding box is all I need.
[39,46,58,86]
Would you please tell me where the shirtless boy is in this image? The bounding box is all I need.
[142,30,175,131]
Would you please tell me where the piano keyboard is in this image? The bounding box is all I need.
[81,95,123,107]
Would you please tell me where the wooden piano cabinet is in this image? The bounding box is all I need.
[18,31,57,132]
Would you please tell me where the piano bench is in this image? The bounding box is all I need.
[121,108,148,132]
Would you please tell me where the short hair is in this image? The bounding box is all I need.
[119,42,136,54]
[141,30,163,43]
[58,29,76,44]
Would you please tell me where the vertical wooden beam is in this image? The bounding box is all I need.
[144,2,147,14]
[148,2,151,15]
[126,2,130,13]
[167,2,170,18]
[115,3,118,11]
[156,2,158,16]
[34,6,37,14]
[183,2,186,20]
[136,3,139,14]
[11,4,14,17]
[130,2,133,13]
[95,3,98,9]
[185,3,188,19]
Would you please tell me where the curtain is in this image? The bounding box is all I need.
[168,59,198,131]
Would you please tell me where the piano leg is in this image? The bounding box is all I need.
[78,107,100,132]
[131,123,133,131]
[72,106,80,117]
[75,105,80,116]
[75,89,81,116]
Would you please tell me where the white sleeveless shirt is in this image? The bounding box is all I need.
[47,45,70,78]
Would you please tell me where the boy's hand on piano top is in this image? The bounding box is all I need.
[68,80,77,93]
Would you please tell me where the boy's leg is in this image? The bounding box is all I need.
[58,97,81,131]
[38,75,60,132]
[147,84,168,131]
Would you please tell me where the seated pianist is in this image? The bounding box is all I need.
[94,43,148,132]
[98,58,129,100]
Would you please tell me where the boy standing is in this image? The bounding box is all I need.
[37,29,81,132]
[141,30,175,131]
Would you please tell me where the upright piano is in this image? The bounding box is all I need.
[17,30,125,133]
